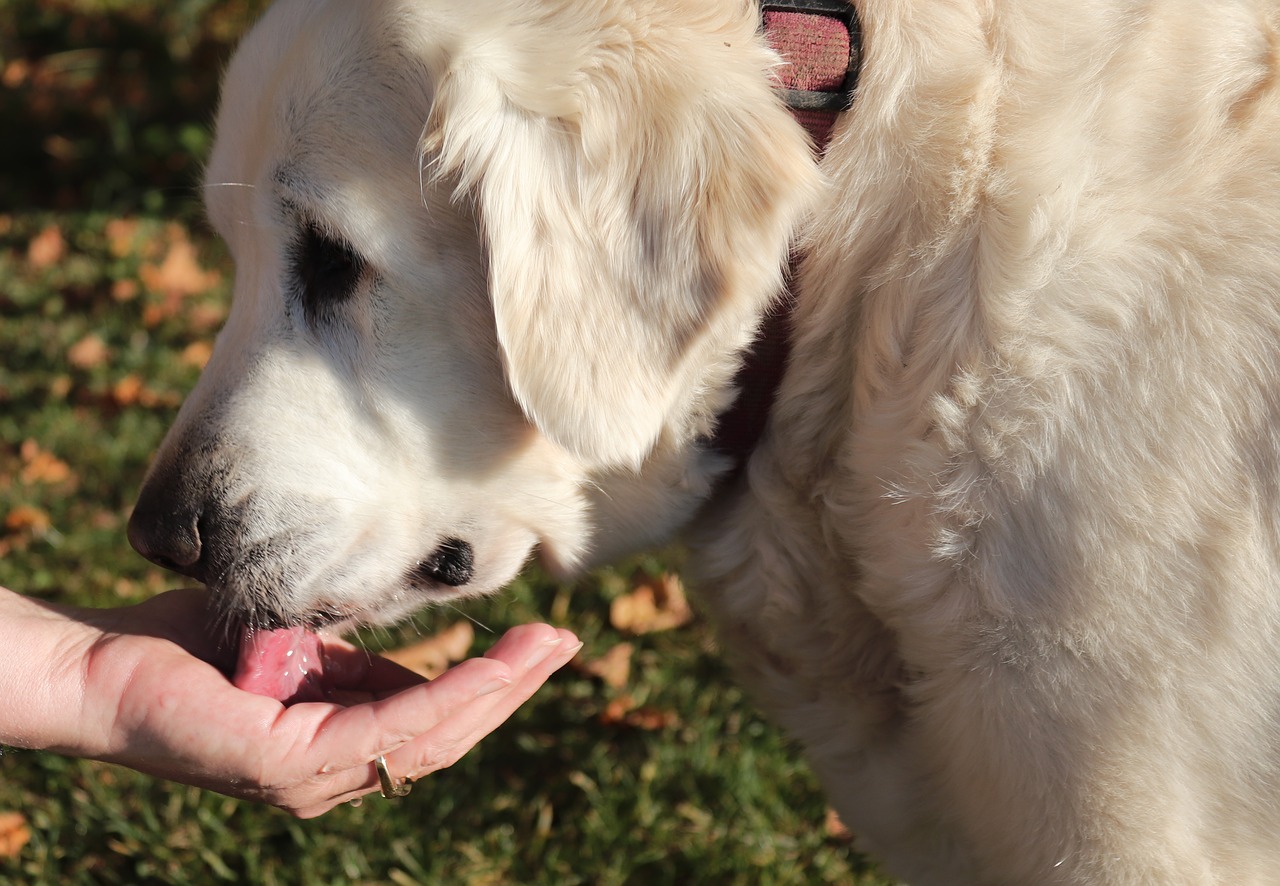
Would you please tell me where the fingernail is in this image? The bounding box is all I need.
[475,676,512,698]
[525,636,564,668]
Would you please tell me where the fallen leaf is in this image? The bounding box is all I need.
[383,622,475,679]
[48,375,73,399]
[111,374,145,406]
[111,278,140,302]
[27,224,65,269]
[824,807,853,842]
[105,217,141,258]
[0,811,31,859]
[2,59,31,89]
[19,439,72,486]
[609,572,693,635]
[599,694,680,731]
[180,340,214,369]
[5,505,51,536]
[625,706,680,731]
[582,642,633,689]
[140,237,220,301]
[599,694,637,725]
[67,333,109,370]
[189,302,229,334]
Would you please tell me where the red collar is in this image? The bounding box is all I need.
[708,2,861,472]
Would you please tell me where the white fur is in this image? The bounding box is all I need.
[139,0,1280,881]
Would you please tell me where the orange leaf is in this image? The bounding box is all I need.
[139,238,220,300]
[19,440,72,486]
[67,333,110,370]
[598,695,679,731]
[626,706,680,731]
[609,572,693,635]
[111,278,140,302]
[382,622,475,679]
[105,217,141,259]
[112,374,145,406]
[582,642,633,689]
[27,224,65,269]
[2,59,31,89]
[0,811,31,859]
[824,807,853,842]
[180,340,214,369]
[5,505,51,536]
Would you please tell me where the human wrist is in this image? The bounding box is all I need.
[0,586,105,756]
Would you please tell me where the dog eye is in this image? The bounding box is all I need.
[292,223,366,321]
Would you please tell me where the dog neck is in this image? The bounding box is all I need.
[708,2,861,473]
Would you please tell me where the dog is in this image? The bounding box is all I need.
[128,0,1280,881]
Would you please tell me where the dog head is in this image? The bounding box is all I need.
[128,0,817,631]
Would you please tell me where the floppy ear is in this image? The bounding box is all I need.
[425,0,819,469]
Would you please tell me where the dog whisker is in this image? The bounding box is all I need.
[443,601,494,636]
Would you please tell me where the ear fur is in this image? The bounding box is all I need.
[425,0,819,469]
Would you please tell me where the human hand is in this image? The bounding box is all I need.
[12,588,579,817]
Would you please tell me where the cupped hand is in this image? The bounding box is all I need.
[72,589,580,817]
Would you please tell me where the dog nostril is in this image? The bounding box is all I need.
[127,495,203,575]
[415,538,475,587]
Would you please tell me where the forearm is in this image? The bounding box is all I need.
[0,585,101,755]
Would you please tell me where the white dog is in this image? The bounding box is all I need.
[129,0,1280,882]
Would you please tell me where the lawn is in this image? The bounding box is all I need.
[0,3,888,883]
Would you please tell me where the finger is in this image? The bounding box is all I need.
[383,628,581,781]
[267,658,515,813]
[319,637,427,694]
[285,625,579,808]
[297,625,569,771]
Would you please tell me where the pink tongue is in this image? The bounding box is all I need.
[233,626,328,704]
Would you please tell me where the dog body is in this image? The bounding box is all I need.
[130,1,1280,882]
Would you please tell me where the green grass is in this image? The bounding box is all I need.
[0,3,889,883]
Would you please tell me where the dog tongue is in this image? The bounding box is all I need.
[233,626,328,704]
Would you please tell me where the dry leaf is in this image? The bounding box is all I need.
[19,440,72,486]
[67,333,109,370]
[609,572,693,635]
[111,278,140,302]
[824,807,853,842]
[180,340,214,369]
[599,694,680,731]
[582,642,633,689]
[0,811,31,859]
[383,621,475,679]
[112,374,145,406]
[5,505,51,536]
[2,59,31,89]
[48,375,72,399]
[140,238,220,300]
[27,224,65,269]
[105,217,141,258]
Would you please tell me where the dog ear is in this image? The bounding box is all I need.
[425,1,819,469]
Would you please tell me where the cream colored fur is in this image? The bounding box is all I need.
[138,0,1280,882]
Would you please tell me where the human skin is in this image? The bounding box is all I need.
[0,585,579,817]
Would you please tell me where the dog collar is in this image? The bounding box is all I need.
[708,2,861,473]
[762,1,862,144]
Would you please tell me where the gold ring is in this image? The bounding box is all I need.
[374,754,413,798]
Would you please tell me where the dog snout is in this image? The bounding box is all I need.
[128,467,206,579]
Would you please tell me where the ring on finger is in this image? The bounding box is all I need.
[375,754,413,799]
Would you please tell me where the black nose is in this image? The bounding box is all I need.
[415,538,475,587]
[128,475,204,578]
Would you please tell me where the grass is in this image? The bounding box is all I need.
[0,3,890,883]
